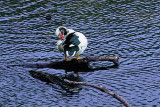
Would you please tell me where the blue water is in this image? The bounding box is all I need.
[0,0,160,106]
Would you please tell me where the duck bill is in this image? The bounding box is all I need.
[59,32,64,40]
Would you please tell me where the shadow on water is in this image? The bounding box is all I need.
[28,62,118,95]
[64,64,119,73]
[29,70,83,95]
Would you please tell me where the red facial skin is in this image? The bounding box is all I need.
[59,32,64,40]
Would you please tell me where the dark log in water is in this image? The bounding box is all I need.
[29,70,131,107]
[24,56,119,70]
[64,79,131,107]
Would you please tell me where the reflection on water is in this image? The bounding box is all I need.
[0,0,160,106]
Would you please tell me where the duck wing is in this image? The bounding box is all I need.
[62,32,80,52]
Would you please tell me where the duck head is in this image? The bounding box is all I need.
[55,26,75,40]
[55,26,67,40]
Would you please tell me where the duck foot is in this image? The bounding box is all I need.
[71,57,83,60]
[64,58,72,61]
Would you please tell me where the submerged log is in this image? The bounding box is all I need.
[29,70,131,107]
[64,79,131,107]
[29,70,68,86]
[24,56,119,70]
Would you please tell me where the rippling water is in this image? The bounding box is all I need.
[0,0,160,106]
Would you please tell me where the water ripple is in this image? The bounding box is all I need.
[1,0,160,106]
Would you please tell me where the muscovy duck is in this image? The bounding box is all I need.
[55,26,88,61]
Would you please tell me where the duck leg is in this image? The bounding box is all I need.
[64,51,71,61]
[64,54,68,61]
[70,52,82,60]
[76,54,82,60]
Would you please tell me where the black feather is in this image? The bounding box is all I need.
[63,32,80,52]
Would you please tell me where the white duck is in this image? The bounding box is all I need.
[55,26,88,61]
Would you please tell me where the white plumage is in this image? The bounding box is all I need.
[55,26,88,60]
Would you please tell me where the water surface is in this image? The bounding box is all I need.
[0,0,160,106]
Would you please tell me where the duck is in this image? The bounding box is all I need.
[55,26,88,61]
